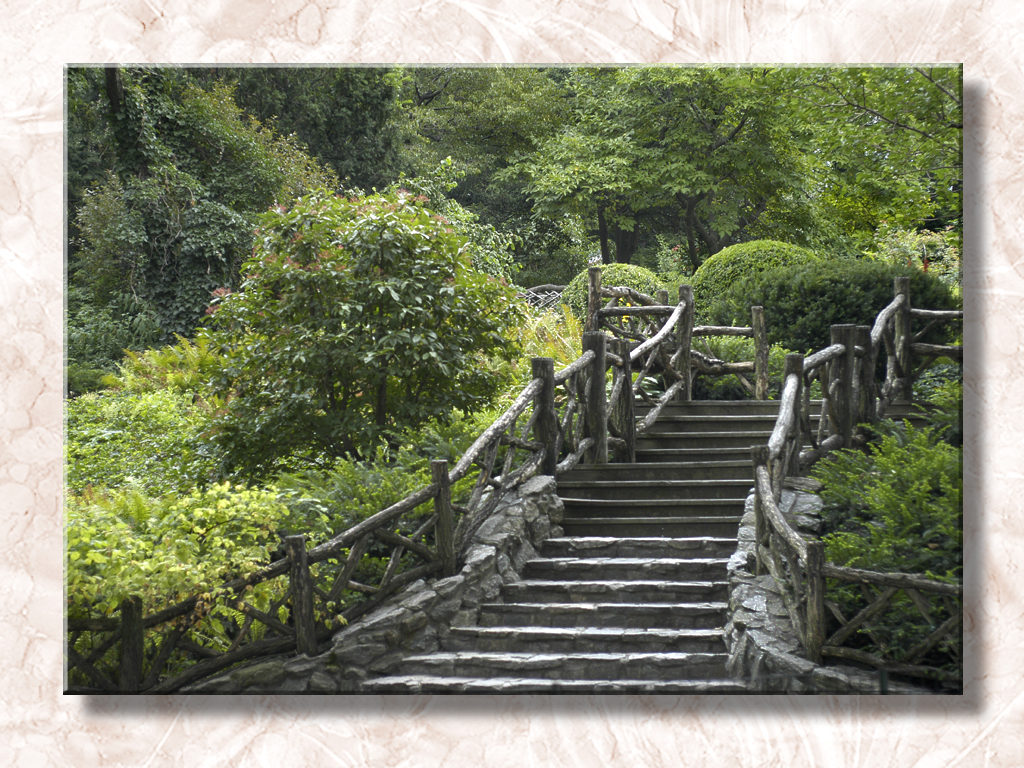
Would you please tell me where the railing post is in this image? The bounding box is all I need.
[830,325,857,448]
[752,306,769,401]
[531,359,558,476]
[611,338,636,463]
[783,353,804,479]
[284,535,318,656]
[119,595,144,693]
[894,276,912,403]
[751,446,769,577]
[582,331,608,464]
[805,540,825,665]
[856,325,876,425]
[586,265,602,334]
[432,460,457,577]
[678,284,694,402]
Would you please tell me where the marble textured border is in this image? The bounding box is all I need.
[2,0,1018,765]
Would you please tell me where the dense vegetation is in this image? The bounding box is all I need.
[65,65,963,682]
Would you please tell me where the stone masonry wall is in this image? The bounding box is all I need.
[187,475,564,693]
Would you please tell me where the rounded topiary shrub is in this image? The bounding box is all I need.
[690,240,820,320]
[709,259,962,357]
[562,262,663,319]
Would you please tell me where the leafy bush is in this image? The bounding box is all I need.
[690,240,819,320]
[811,420,962,672]
[66,482,315,620]
[201,188,524,476]
[708,259,961,356]
[66,287,162,396]
[65,389,218,496]
[562,262,662,319]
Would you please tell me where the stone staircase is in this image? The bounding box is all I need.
[361,399,928,694]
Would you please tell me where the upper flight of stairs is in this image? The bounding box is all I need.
[361,399,930,694]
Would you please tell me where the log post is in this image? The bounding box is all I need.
[119,595,144,693]
[284,535,318,656]
[611,338,636,463]
[532,358,558,476]
[751,446,769,577]
[805,540,826,665]
[783,353,804,479]
[582,331,608,464]
[586,266,602,334]
[894,276,912,403]
[432,460,457,577]
[678,285,694,401]
[752,306,769,400]
[856,325,876,426]
[830,325,857,449]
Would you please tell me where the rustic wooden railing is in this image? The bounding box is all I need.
[750,276,963,686]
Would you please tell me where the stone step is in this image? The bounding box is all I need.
[558,478,753,501]
[642,414,808,433]
[500,578,730,603]
[540,536,736,560]
[390,651,732,681]
[559,516,743,538]
[635,430,773,450]
[362,675,748,694]
[477,601,728,629]
[521,556,729,582]
[561,497,746,517]
[632,447,759,464]
[634,400,786,417]
[562,460,754,482]
[444,626,726,654]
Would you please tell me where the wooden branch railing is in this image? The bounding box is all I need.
[750,276,963,686]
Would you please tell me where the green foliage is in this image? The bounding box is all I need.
[690,240,819,320]
[690,336,795,400]
[70,68,337,340]
[197,67,402,191]
[709,258,961,355]
[201,188,524,475]
[562,263,662,319]
[811,421,962,670]
[867,224,962,292]
[104,334,223,397]
[65,286,163,396]
[388,158,519,283]
[65,388,218,496]
[66,482,312,619]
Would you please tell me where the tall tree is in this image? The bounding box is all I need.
[504,67,814,270]
[193,67,402,191]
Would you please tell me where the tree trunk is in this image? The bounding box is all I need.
[612,224,639,264]
[597,206,611,264]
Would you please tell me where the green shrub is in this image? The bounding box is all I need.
[200,188,524,476]
[65,388,218,496]
[562,262,662,319]
[690,240,819,320]
[708,259,961,356]
[811,420,962,673]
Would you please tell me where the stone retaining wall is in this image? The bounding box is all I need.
[187,475,563,693]
[724,488,934,694]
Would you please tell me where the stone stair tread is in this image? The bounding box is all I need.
[562,516,743,525]
[363,675,748,694]
[387,650,734,682]
[449,626,724,641]
[561,497,747,506]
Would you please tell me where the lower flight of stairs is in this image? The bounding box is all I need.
[361,399,930,694]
